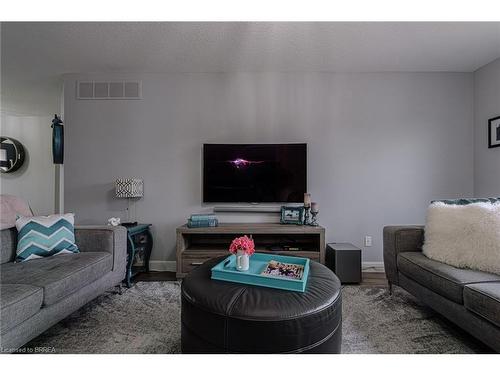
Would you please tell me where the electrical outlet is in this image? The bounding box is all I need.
[364,236,372,247]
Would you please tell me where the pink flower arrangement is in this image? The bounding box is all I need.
[229,235,255,256]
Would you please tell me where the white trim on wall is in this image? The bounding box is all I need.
[55,85,65,214]
[55,164,64,213]
[362,262,385,273]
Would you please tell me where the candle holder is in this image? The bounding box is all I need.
[303,205,311,225]
[310,209,319,226]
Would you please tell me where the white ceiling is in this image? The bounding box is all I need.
[2,22,500,81]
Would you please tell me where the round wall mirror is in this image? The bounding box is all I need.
[0,137,26,173]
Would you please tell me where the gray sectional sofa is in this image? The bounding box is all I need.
[384,226,500,352]
[0,225,127,352]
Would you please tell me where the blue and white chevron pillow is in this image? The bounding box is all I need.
[15,213,79,262]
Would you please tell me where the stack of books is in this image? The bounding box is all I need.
[187,213,219,228]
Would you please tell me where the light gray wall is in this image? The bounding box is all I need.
[474,58,500,196]
[64,72,474,264]
[0,79,61,215]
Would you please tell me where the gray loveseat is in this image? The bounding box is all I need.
[383,226,500,352]
[0,225,127,352]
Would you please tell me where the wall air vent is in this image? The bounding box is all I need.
[76,80,142,100]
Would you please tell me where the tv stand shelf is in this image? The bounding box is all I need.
[176,223,325,278]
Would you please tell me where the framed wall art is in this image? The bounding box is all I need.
[488,116,500,149]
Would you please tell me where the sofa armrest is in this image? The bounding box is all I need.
[383,226,424,285]
[75,225,127,272]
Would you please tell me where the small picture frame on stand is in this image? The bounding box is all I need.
[280,206,305,225]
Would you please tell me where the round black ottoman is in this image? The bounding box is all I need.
[181,256,342,354]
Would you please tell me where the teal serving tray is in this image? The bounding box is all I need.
[211,252,310,292]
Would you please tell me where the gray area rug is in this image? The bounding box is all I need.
[24,281,489,354]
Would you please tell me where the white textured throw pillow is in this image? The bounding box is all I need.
[422,201,500,275]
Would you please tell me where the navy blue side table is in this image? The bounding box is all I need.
[124,224,153,287]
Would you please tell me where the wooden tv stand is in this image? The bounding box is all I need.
[176,223,325,278]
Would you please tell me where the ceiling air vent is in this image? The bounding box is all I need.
[76,80,142,100]
[77,82,94,99]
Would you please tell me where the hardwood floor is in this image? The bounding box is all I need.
[360,272,388,287]
[133,271,388,287]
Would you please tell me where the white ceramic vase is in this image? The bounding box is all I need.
[236,250,250,271]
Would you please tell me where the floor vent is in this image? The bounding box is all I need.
[77,81,142,100]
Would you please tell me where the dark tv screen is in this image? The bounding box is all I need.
[203,143,307,203]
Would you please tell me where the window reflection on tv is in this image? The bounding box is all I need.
[203,143,307,203]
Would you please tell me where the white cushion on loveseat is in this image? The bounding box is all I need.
[422,201,500,275]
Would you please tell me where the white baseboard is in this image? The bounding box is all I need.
[148,260,383,273]
[149,261,177,272]
[362,262,385,273]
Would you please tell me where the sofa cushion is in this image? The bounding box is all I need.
[15,213,79,262]
[397,252,500,304]
[1,228,17,264]
[464,283,500,328]
[1,252,112,306]
[1,284,43,334]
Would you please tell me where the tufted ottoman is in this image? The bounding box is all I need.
[181,256,342,353]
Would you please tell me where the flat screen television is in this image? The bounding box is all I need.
[203,143,307,203]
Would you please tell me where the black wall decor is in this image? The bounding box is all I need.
[0,137,26,173]
[51,114,64,164]
[488,116,500,149]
